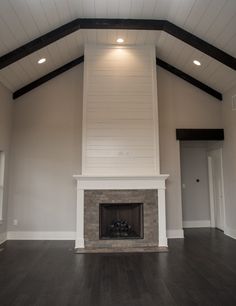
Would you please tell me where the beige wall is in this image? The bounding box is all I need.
[7,64,223,236]
[222,85,236,238]
[0,83,13,237]
[7,65,83,232]
[158,67,222,234]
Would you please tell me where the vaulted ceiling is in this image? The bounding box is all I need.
[0,0,235,99]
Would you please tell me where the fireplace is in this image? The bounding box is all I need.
[99,203,144,239]
[73,176,169,250]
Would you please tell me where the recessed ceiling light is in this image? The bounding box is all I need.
[116,38,124,43]
[38,58,46,64]
[193,60,201,66]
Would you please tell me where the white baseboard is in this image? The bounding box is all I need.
[7,231,76,240]
[5,230,184,241]
[0,232,7,245]
[224,227,236,240]
[167,229,184,239]
[183,220,211,228]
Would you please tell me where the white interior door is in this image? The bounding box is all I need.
[208,149,225,231]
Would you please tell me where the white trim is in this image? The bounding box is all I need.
[74,175,169,249]
[207,148,226,231]
[219,148,226,232]
[75,189,85,248]
[7,231,76,240]
[158,188,167,247]
[208,156,215,227]
[224,226,236,240]
[73,175,169,190]
[151,45,160,175]
[0,232,7,245]
[167,229,184,239]
[183,220,211,228]
[1,229,184,243]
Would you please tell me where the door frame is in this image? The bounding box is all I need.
[207,148,226,231]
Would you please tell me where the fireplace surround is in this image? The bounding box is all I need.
[73,175,169,251]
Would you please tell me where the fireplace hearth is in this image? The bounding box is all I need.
[100,203,143,239]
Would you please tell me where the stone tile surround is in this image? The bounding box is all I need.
[84,190,158,249]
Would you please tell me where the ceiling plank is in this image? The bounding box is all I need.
[13,54,222,101]
[1,18,235,70]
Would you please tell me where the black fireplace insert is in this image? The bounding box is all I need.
[99,203,144,239]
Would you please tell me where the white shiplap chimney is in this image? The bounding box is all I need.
[82,45,160,176]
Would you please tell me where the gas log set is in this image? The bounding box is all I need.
[107,219,136,238]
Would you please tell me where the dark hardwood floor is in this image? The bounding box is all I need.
[1,229,236,306]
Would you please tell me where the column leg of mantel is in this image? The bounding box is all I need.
[75,188,85,249]
[158,188,168,247]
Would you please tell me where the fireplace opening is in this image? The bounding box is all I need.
[99,203,143,239]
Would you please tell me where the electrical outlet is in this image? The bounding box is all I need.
[13,219,18,226]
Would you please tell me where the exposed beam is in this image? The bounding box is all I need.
[13,56,84,100]
[1,19,235,70]
[0,19,81,70]
[176,129,224,141]
[156,59,222,101]
[13,55,222,101]
[163,21,236,71]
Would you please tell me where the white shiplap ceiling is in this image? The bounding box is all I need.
[0,0,235,95]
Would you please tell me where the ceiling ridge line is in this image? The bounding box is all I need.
[12,55,222,101]
[0,18,235,71]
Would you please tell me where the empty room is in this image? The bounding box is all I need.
[0,0,236,305]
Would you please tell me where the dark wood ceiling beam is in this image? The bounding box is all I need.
[163,21,236,70]
[13,56,84,100]
[0,19,81,70]
[156,58,222,101]
[13,55,222,101]
[79,18,165,30]
[1,19,235,71]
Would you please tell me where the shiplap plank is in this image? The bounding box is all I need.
[130,0,144,19]
[204,0,236,45]
[9,0,40,40]
[83,0,96,18]
[96,30,108,44]
[118,0,132,18]
[184,0,212,32]
[194,0,227,39]
[67,0,84,18]
[0,0,29,45]
[153,0,172,19]
[168,0,196,25]
[0,18,13,55]
[26,0,51,34]
[141,0,156,18]
[107,0,119,17]
[53,0,72,24]
[95,0,108,18]
[215,17,236,55]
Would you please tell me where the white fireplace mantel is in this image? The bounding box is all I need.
[73,175,169,249]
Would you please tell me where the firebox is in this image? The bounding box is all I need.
[99,203,144,239]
